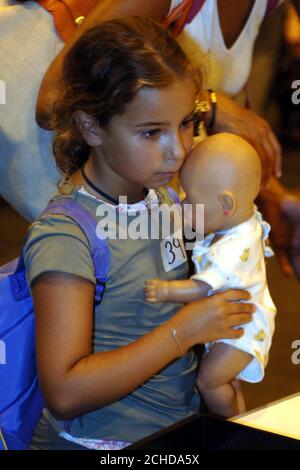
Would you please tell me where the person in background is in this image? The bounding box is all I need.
[1,0,299,278]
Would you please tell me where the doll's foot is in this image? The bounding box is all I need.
[144,279,169,303]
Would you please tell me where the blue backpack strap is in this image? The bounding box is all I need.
[40,198,110,304]
[10,198,109,304]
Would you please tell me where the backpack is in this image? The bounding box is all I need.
[35,0,280,43]
[0,198,110,450]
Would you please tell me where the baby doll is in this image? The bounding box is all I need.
[145,133,277,418]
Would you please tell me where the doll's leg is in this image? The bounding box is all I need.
[197,343,253,418]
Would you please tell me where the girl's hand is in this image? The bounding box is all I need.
[172,289,255,351]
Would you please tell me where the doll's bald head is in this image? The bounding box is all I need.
[180,133,262,234]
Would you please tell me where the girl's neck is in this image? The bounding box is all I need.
[72,158,146,205]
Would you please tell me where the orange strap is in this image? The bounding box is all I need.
[37,0,99,42]
[162,0,194,37]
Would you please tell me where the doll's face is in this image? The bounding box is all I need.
[180,144,229,235]
[180,134,262,236]
[183,185,226,235]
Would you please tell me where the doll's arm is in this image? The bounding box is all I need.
[145,278,211,303]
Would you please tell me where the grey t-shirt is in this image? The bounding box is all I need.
[24,185,200,442]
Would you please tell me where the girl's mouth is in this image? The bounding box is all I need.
[156,171,176,178]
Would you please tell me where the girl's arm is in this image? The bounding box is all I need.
[32,271,254,420]
[35,0,171,128]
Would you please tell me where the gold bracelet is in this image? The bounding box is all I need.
[194,89,218,134]
[206,89,217,129]
[165,321,185,356]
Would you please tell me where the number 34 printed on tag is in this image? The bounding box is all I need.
[161,235,187,272]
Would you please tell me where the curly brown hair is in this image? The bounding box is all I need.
[53,16,203,175]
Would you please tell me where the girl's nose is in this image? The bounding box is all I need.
[168,133,187,163]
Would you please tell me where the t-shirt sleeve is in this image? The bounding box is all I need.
[192,261,224,292]
[23,213,96,288]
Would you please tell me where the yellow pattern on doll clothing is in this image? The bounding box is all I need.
[254,350,264,366]
[254,329,267,342]
[240,248,251,262]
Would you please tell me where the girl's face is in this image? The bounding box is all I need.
[93,78,197,194]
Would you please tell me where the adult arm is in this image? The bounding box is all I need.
[32,271,254,420]
[291,0,300,16]
[258,177,300,280]
[35,0,171,128]
[211,92,282,182]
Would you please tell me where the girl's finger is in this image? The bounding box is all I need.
[222,289,251,302]
[227,302,256,315]
[223,328,244,340]
[228,313,253,328]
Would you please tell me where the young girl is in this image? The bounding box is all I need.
[25,17,254,450]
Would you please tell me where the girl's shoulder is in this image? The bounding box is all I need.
[27,179,95,240]
[23,182,97,289]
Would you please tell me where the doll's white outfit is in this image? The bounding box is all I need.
[191,207,276,383]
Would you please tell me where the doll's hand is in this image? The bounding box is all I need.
[145,279,170,303]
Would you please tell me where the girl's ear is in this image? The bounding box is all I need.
[75,111,103,147]
[218,190,237,216]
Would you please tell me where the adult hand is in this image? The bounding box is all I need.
[213,93,282,185]
[258,186,300,280]
[283,193,300,279]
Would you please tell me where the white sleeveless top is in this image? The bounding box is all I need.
[169,0,282,95]
[0,0,62,221]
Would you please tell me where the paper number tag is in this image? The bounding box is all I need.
[161,235,187,272]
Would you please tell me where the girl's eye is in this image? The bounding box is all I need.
[142,129,161,138]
